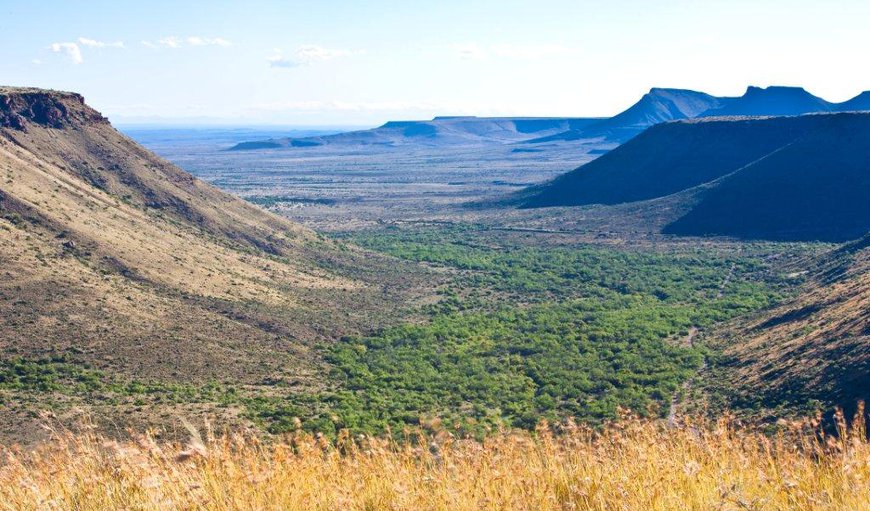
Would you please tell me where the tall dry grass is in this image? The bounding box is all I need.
[1,408,868,511]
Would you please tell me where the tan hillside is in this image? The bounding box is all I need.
[0,87,427,386]
[711,235,869,413]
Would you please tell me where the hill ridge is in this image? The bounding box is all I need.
[0,86,421,389]
[520,112,870,242]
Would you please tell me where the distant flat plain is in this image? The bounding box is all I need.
[124,127,605,231]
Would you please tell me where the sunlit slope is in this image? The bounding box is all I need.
[0,87,415,383]
[711,235,869,413]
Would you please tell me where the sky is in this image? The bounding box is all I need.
[2,0,869,126]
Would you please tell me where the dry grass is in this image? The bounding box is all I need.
[1,409,868,510]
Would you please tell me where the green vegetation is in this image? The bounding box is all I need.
[0,356,105,393]
[295,225,786,436]
[0,356,231,407]
[1,225,794,438]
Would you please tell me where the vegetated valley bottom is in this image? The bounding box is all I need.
[3,222,810,438]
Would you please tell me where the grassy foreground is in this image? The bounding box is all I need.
[1,410,868,510]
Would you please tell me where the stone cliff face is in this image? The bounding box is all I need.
[0,87,108,131]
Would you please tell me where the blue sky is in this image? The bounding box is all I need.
[2,0,869,125]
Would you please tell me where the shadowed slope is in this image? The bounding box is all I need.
[521,113,870,242]
[664,115,870,241]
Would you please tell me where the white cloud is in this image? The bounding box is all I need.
[269,45,362,68]
[158,36,182,48]
[451,43,577,60]
[48,37,125,64]
[186,36,231,47]
[49,42,83,64]
[77,37,124,48]
[32,59,43,65]
[142,36,231,49]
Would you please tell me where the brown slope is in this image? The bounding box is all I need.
[0,87,428,385]
[709,235,869,414]
[1,87,312,255]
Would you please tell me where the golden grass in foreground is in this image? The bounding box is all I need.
[1,409,868,510]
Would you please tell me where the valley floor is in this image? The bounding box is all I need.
[1,221,821,441]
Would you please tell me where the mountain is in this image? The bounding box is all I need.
[836,91,870,112]
[709,235,869,416]
[527,86,870,145]
[700,86,833,117]
[528,88,723,143]
[228,116,602,150]
[0,87,418,387]
[520,112,870,242]
[231,86,870,150]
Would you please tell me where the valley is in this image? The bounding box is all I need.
[5,1,870,507]
[2,86,868,448]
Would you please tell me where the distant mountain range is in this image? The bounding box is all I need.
[231,86,870,150]
[527,88,724,143]
[229,116,603,150]
[528,86,870,143]
[520,112,870,242]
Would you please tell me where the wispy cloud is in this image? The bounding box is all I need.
[141,36,231,49]
[451,43,577,60]
[77,37,124,48]
[49,42,83,64]
[186,36,231,47]
[48,37,125,64]
[268,45,362,68]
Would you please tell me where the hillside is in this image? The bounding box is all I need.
[837,91,870,111]
[0,87,428,438]
[521,113,870,242]
[705,235,869,416]
[229,116,601,150]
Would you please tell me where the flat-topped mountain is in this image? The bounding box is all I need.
[529,86,870,144]
[229,116,602,150]
[229,86,870,150]
[520,112,870,242]
[700,86,832,117]
[527,88,723,143]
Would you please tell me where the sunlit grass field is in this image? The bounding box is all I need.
[2,408,867,510]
